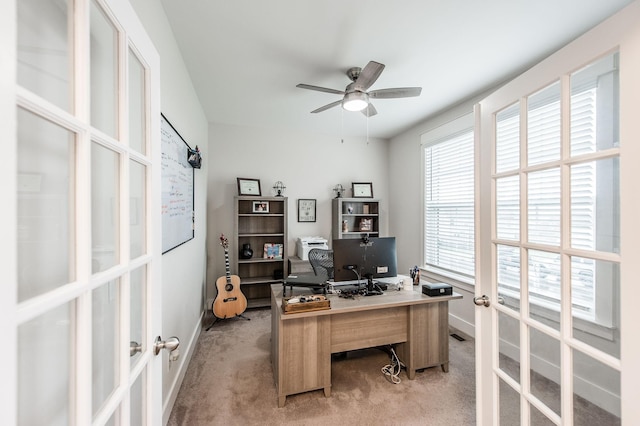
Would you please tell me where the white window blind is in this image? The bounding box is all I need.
[424,130,475,278]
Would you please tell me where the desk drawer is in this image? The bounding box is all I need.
[330,307,408,353]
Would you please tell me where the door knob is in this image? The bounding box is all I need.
[153,336,180,356]
[130,341,142,357]
[473,295,491,307]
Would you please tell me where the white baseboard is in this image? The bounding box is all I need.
[162,311,204,425]
[449,313,475,339]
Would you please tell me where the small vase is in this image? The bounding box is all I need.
[240,243,253,259]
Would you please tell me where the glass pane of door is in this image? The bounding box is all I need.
[18,303,73,425]
[130,160,146,258]
[17,108,75,302]
[529,328,561,416]
[130,371,145,424]
[528,82,561,166]
[92,142,119,272]
[129,50,146,154]
[92,280,120,416]
[573,350,620,425]
[130,266,146,367]
[90,0,118,138]
[499,378,520,424]
[498,310,520,383]
[496,102,520,173]
[17,0,72,111]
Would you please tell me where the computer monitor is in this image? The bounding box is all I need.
[332,236,397,283]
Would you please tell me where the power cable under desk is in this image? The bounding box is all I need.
[381,346,403,384]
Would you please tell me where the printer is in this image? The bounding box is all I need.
[296,236,329,260]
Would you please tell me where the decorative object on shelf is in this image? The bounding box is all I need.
[273,181,286,196]
[239,243,254,259]
[359,217,373,232]
[187,145,202,169]
[332,198,379,240]
[297,199,316,222]
[263,243,284,259]
[237,177,261,196]
[333,184,344,198]
[252,201,269,213]
[352,182,373,198]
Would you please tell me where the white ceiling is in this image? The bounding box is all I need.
[159,0,633,140]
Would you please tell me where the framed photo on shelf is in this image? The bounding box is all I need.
[263,243,283,259]
[252,201,269,213]
[352,182,373,198]
[237,177,261,196]
[359,217,373,231]
[297,199,316,222]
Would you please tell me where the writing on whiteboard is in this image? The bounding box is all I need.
[161,114,194,253]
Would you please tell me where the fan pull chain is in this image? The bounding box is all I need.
[366,109,369,145]
[341,108,344,143]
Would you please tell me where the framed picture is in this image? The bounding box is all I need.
[297,199,316,222]
[263,243,283,259]
[237,177,261,196]
[359,217,373,231]
[252,201,269,213]
[352,182,373,198]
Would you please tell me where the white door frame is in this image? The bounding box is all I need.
[475,2,640,424]
[0,0,18,423]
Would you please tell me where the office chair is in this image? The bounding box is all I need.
[308,248,334,281]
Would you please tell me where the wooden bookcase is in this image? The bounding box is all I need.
[332,198,380,240]
[234,196,288,308]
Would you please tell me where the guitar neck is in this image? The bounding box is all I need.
[225,248,231,284]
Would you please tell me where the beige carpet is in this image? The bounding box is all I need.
[168,308,476,425]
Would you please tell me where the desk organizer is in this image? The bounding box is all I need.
[282,295,330,314]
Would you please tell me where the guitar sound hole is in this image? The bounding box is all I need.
[225,284,233,291]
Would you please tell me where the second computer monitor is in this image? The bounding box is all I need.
[332,236,397,282]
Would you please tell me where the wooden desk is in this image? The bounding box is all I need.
[270,284,462,407]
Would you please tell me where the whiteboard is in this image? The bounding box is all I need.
[161,113,194,254]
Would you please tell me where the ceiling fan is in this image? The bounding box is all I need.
[296,61,422,117]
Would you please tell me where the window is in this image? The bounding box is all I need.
[422,115,475,282]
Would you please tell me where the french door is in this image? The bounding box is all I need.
[2,0,162,424]
[476,2,640,425]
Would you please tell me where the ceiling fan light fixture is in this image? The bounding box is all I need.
[342,91,369,112]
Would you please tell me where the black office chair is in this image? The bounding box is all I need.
[308,248,334,281]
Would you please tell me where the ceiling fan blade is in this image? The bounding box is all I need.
[368,87,422,99]
[296,83,345,95]
[353,61,385,92]
[361,103,378,117]
[311,99,342,113]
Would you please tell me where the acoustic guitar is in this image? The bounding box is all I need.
[212,234,248,319]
